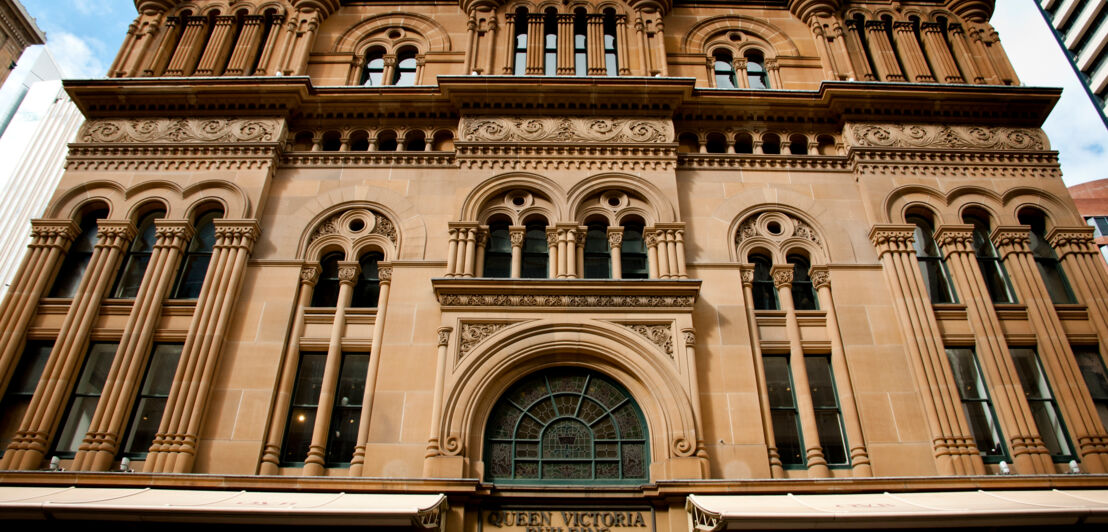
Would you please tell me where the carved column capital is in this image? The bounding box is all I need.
[809,265,831,290]
[1048,226,1099,257]
[153,220,195,250]
[545,228,559,248]
[97,220,138,248]
[509,225,526,248]
[770,264,794,288]
[377,264,393,283]
[30,219,80,247]
[214,221,261,250]
[681,328,696,346]
[437,326,453,347]
[337,261,361,284]
[739,264,755,286]
[576,227,588,246]
[934,224,976,255]
[607,227,624,248]
[991,226,1032,258]
[869,224,916,257]
[299,264,321,286]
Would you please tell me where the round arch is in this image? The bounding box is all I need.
[566,173,676,224]
[289,184,425,260]
[334,12,453,53]
[682,15,800,56]
[460,172,568,222]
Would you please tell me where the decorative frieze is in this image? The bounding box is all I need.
[845,123,1047,151]
[460,117,673,143]
[439,293,695,309]
[79,118,285,144]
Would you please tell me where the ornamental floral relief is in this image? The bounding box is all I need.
[458,321,528,359]
[845,123,1046,151]
[618,323,674,357]
[460,117,673,143]
[79,118,285,144]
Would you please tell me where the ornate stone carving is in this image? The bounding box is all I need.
[377,266,392,282]
[79,118,283,144]
[608,232,623,247]
[510,229,526,247]
[458,321,513,357]
[310,208,397,244]
[772,268,794,288]
[681,328,696,346]
[1049,228,1097,249]
[934,228,975,253]
[846,123,1047,151]
[153,223,193,244]
[869,227,916,253]
[735,213,822,248]
[810,269,830,290]
[97,222,138,243]
[30,221,78,243]
[438,293,696,309]
[337,264,360,282]
[740,269,755,284]
[442,434,463,456]
[672,436,696,457]
[460,117,674,143]
[436,327,452,347]
[622,323,674,357]
[299,265,320,285]
[546,231,559,248]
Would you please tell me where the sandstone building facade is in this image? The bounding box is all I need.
[2,0,1108,529]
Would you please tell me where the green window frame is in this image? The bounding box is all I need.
[121,343,183,457]
[1010,347,1074,461]
[909,214,958,304]
[1073,346,1108,431]
[483,223,512,278]
[945,347,1008,463]
[764,355,804,468]
[484,368,648,484]
[281,352,326,465]
[805,355,849,467]
[325,353,368,466]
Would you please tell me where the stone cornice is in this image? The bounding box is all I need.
[678,153,850,171]
[66,145,278,172]
[849,150,1060,179]
[432,279,700,311]
[281,152,456,168]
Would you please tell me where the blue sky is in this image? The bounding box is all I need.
[21,0,1108,186]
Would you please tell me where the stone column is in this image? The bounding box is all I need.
[527,14,543,75]
[224,15,265,75]
[144,221,259,474]
[509,226,525,279]
[827,19,856,80]
[646,231,660,279]
[808,17,838,80]
[965,23,1001,84]
[682,328,710,476]
[350,264,392,476]
[464,13,478,74]
[936,226,1052,474]
[740,265,784,477]
[484,16,499,75]
[259,265,319,475]
[381,55,397,87]
[445,226,460,277]
[110,19,141,76]
[557,14,574,75]
[976,22,1018,84]
[1051,227,1108,359]
[891,21,935,82]
[843,18,876,81]
[73,221,194,471]
[653,20,668,76]
[303,261,358,476]
[287,9,322,76]
[607,228,623,280]
[772,265,829,477]
[946,23,985,84]
[461,226,477,278]
[501,13,516,74]
[164,16,209,76]
[115,11,165,77]
[253,14,285,76]
[994,227,1108,472]
[809,266,872,477]
[0,221,135,471]
[869,224,983,475]
[193,15,236,76]
[766,59,782,88]
[0,221,77,397]
[633,15,649,76]
[474,229,487,278]
[864,20,906,81]
[564,226,579,279]
[272,14,299,75]
[587,14,605,75]
[143,16,183,76]
[919,22,964,83]
[576,228,586,278]
[546,228,559,279]
[424,326,452,465]
[616,15,630,75]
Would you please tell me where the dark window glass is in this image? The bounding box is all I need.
[946,347,1007,462]
[513,9,529,75]
[751,255,778,310]
[603,11,618,76]
[789,255,818,310]
[908,214,957,303]
[584,223,610,279]
[484,368,648,483]
[620,223,648,279]
[1074,347,1108,430]
[805,356,848,466]
[521,223,549,279]
[544,12,557,76]
[965,214,1016,304]
[326,353,368,465]
[172,210,220,299]
[361,49,384,85]
[483,223,511,278]
[351,252,383,308]
[121,343,183,457]
[1022,214,1077,304]
[1010,347,1073,460]
[0,341,53,451]
[574,12,587,76]
[55,343,118,455]
[765,356,803,466]
[311,252,343,307]
[1087,216,1108,238]
[112,211,164,298]
[281,352,326,464]
[393,48,417,86]
[50,209,106,298]
[746,51,769,89]
[714,51,736,88]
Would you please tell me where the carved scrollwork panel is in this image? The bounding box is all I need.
[619,323,674,357]
[460,117,674,143]
[845,123,1047,151]
[79,118,284,144]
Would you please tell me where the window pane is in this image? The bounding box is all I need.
[946,348,1006,460]
[282,407,316,463]
[282,353,327,464]
[772,412,803,466]
[815,410,848,465]
[0,342,53,451]
[141,344,183,396]
[74,343,116,395]
[123,344,182,456]
[961,400,1005,459]
[765,357,794,408]
[805,358,836,408]
[55,396,99,454]
[1010,347,1072,458]
[122,397,166,456]
[50,211,104,298]
[292,354,326,405]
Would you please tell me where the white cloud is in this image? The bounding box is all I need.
[44,30,107,79]
[70,0,96,16]
[991,0,1108,186]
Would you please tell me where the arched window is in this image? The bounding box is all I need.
[49,208,106,298]
[483,222,511,278]
[908,213,957,304]
[788,254,818,310]
[112,210,165,298]
[584,222,610,279]
[485,368,648,483]
[361,48,385,85]
[713,50,736,88]
[1019,210,1076,304]
[603,9,618,76]
[351,251,383,307]
[620,222,648,279]
[172,210,220,300]
[746,50,769,89]
[964,213,1016,304]
[521,222,549,279]
[544,9,557,76]
[311,252,343,307]
[750,254,778,310]
[574,9,587,76]
[393,47,418,86]
[513,8,529,75]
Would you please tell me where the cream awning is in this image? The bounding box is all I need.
[0,486,445,529]
[687,490,1108,530]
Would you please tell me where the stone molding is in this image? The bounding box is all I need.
[617,322,675,357]
[433,279,700,311]
[869,225,917,256]
[79,118,284,144]
[457,321,521,358]
[460,117,674,144]
[845,123,1047,151]
[677,154,851,171]
[281,152,456,168]
[455,145,675,171]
